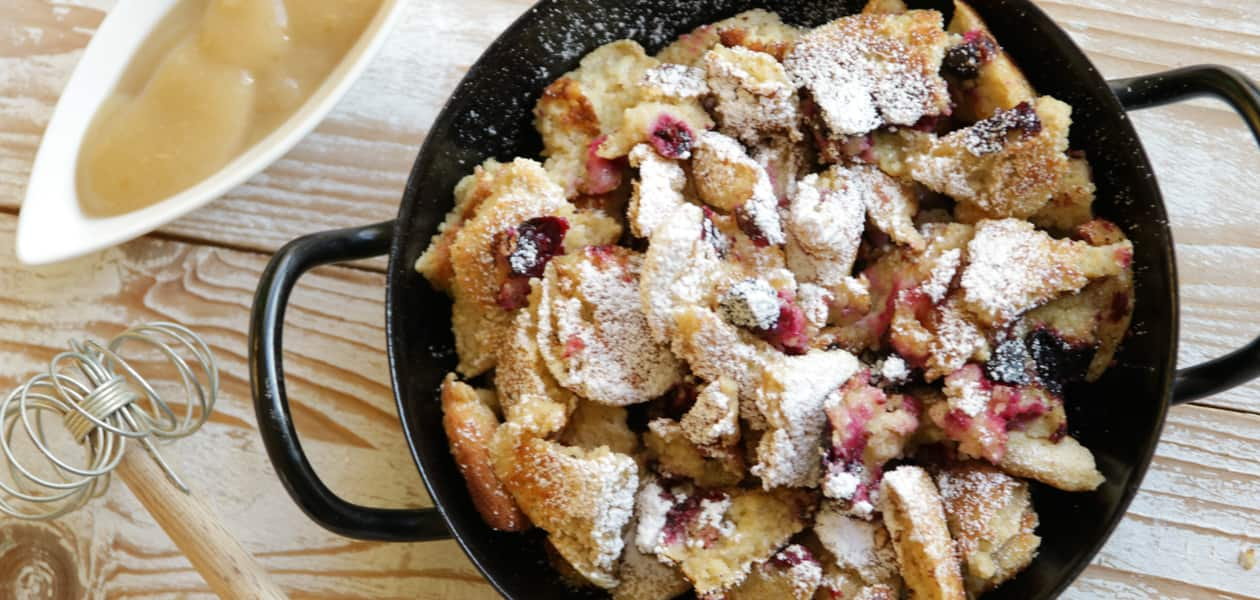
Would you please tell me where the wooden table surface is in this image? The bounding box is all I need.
[1,0,1259,598]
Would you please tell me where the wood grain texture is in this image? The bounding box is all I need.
[0,214,496,599]
[0,0,1258,598]
[114,452,288,600]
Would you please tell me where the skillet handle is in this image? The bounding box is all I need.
[249,221,450,541]
[1109,66,1260,405]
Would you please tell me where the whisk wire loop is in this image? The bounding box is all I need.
[0,323,217,520]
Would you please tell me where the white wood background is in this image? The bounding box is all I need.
[0,0,1258,597]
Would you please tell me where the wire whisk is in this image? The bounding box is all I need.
[0,322,217,520]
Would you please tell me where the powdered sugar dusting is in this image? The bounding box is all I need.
[581,454,638,586]
[681,378,740,448]
[960,218,1088,326]
[796,282,832,328]
[939,472,991,503]
[921,248,960,303]
[672,307,760,388]
[880,465,959,588]
[815,505,898,583]
[720,278,782,330]
[771,544,824,598]
[882,467,942,528]
[944,366,989,417]
[689,495,736,548]
[823,469,861,500]
[692,131,787,245]
[785,171,866,288]
[641,204,724,343]
[859,166,926,250]
[963,103,1042,156]
[635,479,677,555]
[494,424,638,589]
[935,463,1034,564]
[628,144,688,239]
[936,465,1016,514]
[537,249,682,405]
[753,350,860,488]
[785,13,948,137]
[424,4,1128,594]
[910,151,979,199]
[704,45,800,144]
[642,63,710,98]
[925,298,988,379]
[740,173,788,245]
[878,355,910,383]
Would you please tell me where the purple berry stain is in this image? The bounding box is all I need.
[757,291,810,355]
[942,30,998,79]
[649,114,695,159]
[1026,328,1095,396]
[494,216,569,310]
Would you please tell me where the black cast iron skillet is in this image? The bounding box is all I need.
[248,0,1260,597]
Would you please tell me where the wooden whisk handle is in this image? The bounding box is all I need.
[116,450,288,599]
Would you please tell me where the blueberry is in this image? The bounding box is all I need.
[943,43,982,79]
[986,338,1032,385]
[1026,329,1095,395]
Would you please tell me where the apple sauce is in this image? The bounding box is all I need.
[77,0,381,217]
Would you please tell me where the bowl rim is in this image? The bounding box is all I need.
[17,0,410,266]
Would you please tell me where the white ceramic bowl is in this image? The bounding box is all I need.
[16,0,409,266]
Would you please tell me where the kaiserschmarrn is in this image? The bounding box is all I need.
[418,1,1134,597]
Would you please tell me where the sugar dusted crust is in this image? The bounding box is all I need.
[786,11,950,138]
[910,96,1072,220]
[653,487,815,595]
[447,159,571,376]
[814,503,900,585]
[959,218,1131,327]
[423,3,1134,596]
[856,164,925,250]
[681,377,741,450]
[627,144,687,239]
[936,461,1040,595]
[753,349,861,489]
[491,422,638,589]
[640,203,726,344]
[495,287,576,437]
[785,169,866,290]
[946,0,1037,123]
[536,248,684,406]
[879,466,966,600]
[656,9,801,66]
[440,376,530,532]
[704,45,801,145]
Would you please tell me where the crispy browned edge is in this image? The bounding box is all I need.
[441,375,531,532]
